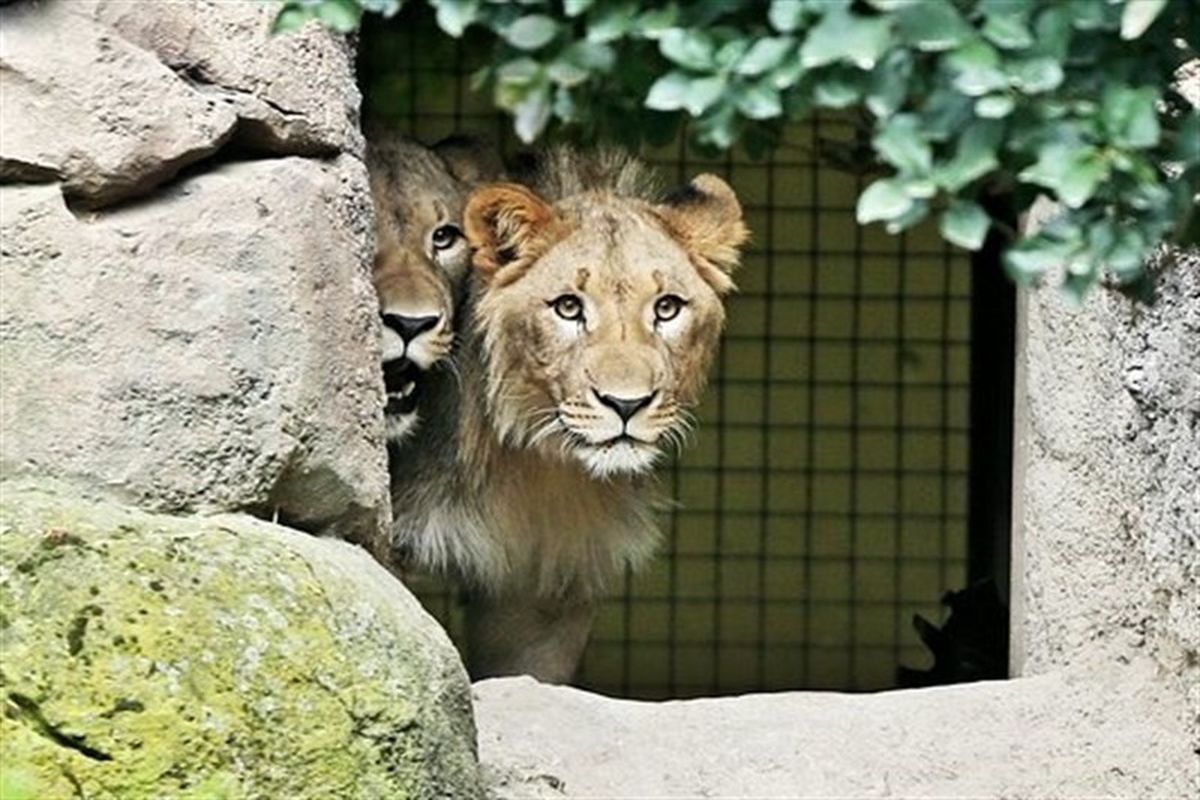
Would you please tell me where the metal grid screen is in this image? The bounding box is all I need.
[362,13,971,697]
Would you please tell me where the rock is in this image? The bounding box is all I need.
[90,0,363,158]
[475,666,1196,799]
[0,1,239,208]
[0,155,389,546]
[0,0,361,209]
[0,480,482,799]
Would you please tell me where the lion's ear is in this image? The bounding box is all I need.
[656,174,749,292]
[463,183,561,279]
[434,135,505,184]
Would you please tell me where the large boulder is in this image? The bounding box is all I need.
[0,0,388,547]
[0,154,387,545]
[0,480,482,799]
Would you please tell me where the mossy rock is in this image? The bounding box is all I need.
[0,480,482,799]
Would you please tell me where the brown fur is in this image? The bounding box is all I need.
[366,131,499,441]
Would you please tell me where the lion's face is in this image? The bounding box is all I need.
[368,135,499,442]
[465,176,747,477]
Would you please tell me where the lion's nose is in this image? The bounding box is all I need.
[595,390,657,423]
[382,313,440,344]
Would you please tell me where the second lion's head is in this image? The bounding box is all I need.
[464,158,748,478]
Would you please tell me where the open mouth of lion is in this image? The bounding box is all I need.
[383,357,422,415]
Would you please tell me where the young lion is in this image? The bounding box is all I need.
[365,130,498,443]
[388,147,747,682]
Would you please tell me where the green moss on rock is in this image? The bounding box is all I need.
[0,481,482,799]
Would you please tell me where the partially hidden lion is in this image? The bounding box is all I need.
[387,147,748,683]
[365,129,500,443]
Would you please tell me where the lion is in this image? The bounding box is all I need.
[365,130,500,443]
[387,146,747,682]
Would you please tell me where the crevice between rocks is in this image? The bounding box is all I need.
[58,122,339,220]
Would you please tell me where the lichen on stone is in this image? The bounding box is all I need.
[0,480,482,799]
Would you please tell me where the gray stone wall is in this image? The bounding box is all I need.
[1010,250,1200,763]
[0,0,389,546]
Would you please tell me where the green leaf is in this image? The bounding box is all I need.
[885,198,929,233]
[659,28,716,71]
[495,57,543,107]
[769,0,805,33]
[645,71,691,111]
[693,105,738,150]
[514,84,552,142]
[857,178,914,224]
[940,200,990,250]
[683,76,726,116]
[505,15,559,50]
[587,2,637,43]
[636,5,679,39]
[1003,229,1081,284]
[948,40,1007,97]
[866,48,912,117]
[975,94,1014,118]
[1120,0,1167,39]
[314,0,362,33]
[271,5,315,35]
[920,86,974,141]
[813,70,864,108]
[736,37,794,76]
[1174,113,1200,166]
[553,85,579,122]
[735,82,782,120]
[360,0,402,17]
[873,114,932,174]
[800,9,891,70]
[1018,142,1110,208]
[564,0,593,18]
[558,40,615,73]
[1101,85,1161,148]
[934,120,1003,191]
[982,12,1034,49]
[716,39,751,70]
[435,0,478,37]
[1031,6,1072,60]
[896,0,971,52]
[1007,57,1063,94]
[770,53,807,90]
[1099,224,1147,281]
[547,58,588,88]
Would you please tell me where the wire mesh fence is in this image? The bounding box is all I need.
[363,10,971,698]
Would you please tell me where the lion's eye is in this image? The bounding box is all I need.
[550,294,585,322]
[654,294,686,323]
[431,224,462,251]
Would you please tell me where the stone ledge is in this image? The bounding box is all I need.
[475,661,1196,799]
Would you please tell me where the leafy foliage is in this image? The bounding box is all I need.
[274,0,1200,302]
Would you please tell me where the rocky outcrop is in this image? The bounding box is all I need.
[0,0,388,546]
[475,665,1196,799]
[0,0,361,208]
[0,480,483,799]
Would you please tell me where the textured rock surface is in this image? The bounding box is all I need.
[0,1,238,208]
[0,1,388,546]
[0,155,387,544]
[1013,252,1200,674]
[476,665,1196,799]
[91,0,362,157]
[0,480,482,799]
[0,0,360,208]
[1011,250,1200,786]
